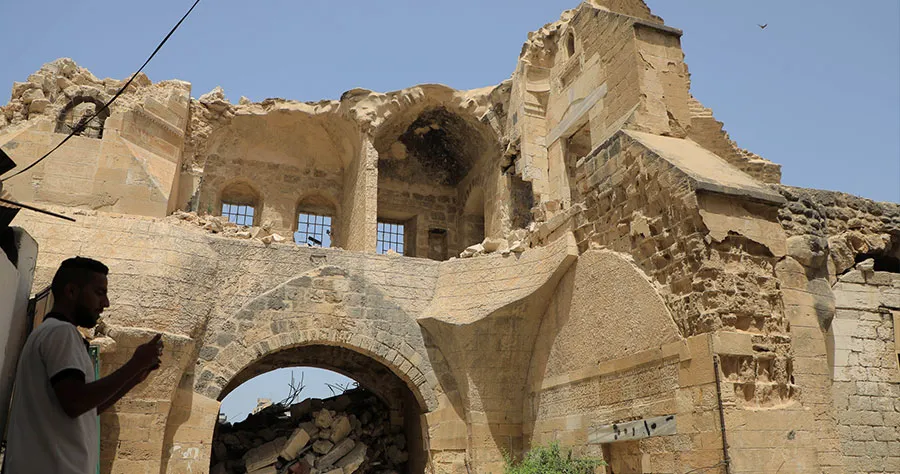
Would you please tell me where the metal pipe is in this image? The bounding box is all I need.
[712,355,732,474]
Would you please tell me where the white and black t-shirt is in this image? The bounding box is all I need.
[5,316,98,474]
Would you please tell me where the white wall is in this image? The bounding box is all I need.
[0,227,38,437]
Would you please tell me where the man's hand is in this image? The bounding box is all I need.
[130,334,163,372]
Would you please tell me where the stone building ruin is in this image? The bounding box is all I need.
[1,1,898,473]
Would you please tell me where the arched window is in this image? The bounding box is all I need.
[295,196,335,247]
[565,31,576,58]
[56,97,109,139]
[220,181,260,226]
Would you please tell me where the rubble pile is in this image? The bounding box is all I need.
[457,202,588,258]
[211,389,408,474]
[169,210,289,245]
[457,228,530,258]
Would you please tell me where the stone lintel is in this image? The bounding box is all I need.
[545,83,608,147]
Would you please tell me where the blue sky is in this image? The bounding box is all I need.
[219,368,354,423]
[2,0,898,418]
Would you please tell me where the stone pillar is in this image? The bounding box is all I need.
[341,134,378,252]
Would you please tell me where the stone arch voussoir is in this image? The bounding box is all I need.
[194,265,440,412]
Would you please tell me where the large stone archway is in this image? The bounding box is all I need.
[218,343,430,474]
[162,264,446,474]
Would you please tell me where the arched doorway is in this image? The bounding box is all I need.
[211,345,427,474]
[162,264,446,474]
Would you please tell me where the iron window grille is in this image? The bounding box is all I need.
[221,202,255,226]
[295,212,332,247]
[377,221,405,255]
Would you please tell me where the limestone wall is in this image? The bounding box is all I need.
[523,250,725,472]
[567,131,834,471]
[197,153,344,239]
[775,185,900,472]
[830,268,900,473]
[572,131,787,337]
[377,182,460,258]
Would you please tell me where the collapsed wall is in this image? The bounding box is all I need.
[2,1,896,473]
[213,389,409,474]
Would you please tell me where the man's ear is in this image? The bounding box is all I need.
[63,281,81,301]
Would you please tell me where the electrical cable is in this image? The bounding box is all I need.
[1,0,202,182]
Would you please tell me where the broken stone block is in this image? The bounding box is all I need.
[56,76,73,91]
[289,400,314,420]
[329,416,351,443]
[482,237,506,253]
[11,81,36,98]
[28,98,50,113]
[21,88,45,104]
[312,439,334,455]
[314,409,335,429]
[298,421,320,439]
[280,427,312,460]
[460,243,484,258]
[325,395,352,412]
[507,228,528,242]
[204,219,224,233]
[510,240,526,253]
[318,428,332,440]
[244,436,287,472]
[199,86,226,105]
[316,438,355,469]
[335,443,367,474]
[271,233,286,242]
[348,414,361,432]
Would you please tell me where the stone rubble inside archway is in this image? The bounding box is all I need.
[211,387,409,474]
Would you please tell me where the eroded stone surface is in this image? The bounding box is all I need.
[2,1,897,473]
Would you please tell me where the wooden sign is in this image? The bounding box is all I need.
[588,415,676,444]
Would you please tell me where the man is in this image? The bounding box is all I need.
[4,257,163,474]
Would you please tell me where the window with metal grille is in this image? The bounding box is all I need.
[221,203,255,226]
[377,221,404,255]
[295,212,332,247]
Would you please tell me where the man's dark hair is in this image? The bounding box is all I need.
[50,257,109,299]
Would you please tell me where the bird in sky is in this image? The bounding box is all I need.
[758,23,768,29]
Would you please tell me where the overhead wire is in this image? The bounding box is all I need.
[1,0,202,182]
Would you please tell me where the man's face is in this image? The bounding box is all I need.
[72,273,110,328]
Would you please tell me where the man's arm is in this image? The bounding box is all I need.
[53,360,148,418]
[52,334,162,418]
